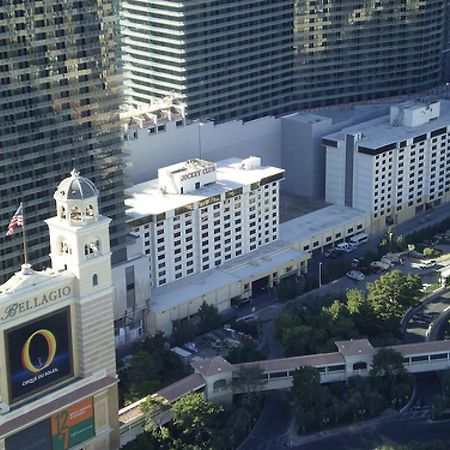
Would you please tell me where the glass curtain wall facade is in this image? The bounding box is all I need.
[121,0,446,122]
[121,0,295,121]
[294,0,445,108]
[0,0,127,283]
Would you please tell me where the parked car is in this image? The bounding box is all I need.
[380,256,395,268]
[224,337,241,349]
[370,261,390,271]
[335,242,358,253]
[183,342,198,353]
[346,270,365,282]
[387,254,404,265]
[420,260,436,270]
[236,314,257,323]
[349,232,369,246]
[326,249,342,259]
[407,250,424,260]
[359,266,374,275]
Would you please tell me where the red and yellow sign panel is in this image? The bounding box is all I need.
[51,398,95,450]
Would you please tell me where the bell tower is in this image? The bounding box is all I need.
[45,169,112,298]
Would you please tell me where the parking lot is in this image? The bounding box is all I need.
[173,320,259,362]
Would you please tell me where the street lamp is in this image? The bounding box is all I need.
[388,231,393,255]
[319,262,323,288]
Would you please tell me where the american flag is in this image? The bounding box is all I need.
[6,204,23,236]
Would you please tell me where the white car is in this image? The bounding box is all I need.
[335,242,358,253]
[420,260,436,270]
[370,261,390,271]
[236,314,257,323]
[346,270,365,282]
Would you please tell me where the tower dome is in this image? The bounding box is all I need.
[54,169,99,224]
[55,169,98,201]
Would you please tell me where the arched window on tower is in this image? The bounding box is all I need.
[59,240,71,255]
[86,205,95,219]
[92,274,98,286]
[70,206,82,222]
[60,206,67,219]
[85,239,101,258]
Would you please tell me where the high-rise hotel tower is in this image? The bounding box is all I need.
[121,0,445,122]
[0,0,127,283]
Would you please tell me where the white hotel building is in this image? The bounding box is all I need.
[324,100,450,232]
[125,157,284,288]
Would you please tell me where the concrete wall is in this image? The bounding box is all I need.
[125,104,391,201]
[281,114,332,199]
[124,118,282,185]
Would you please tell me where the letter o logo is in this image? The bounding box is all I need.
[21,329,57,374]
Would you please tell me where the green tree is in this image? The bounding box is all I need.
[370,348,407,399]
[367,270,422,320]
[345,289,367,315]
[197,301,221,333]
[373,441,449,450]
[232,364,264,395]
[345,390,365,421]
[431,394,449,420]
[292,366,321,409]
[141,395,172,444]
[423,246,437,257]
[172,318,195,346]
[227,340,266,364]
[282,325,315,356]
[323,299,344,321]
[170,393,224,449]
[274,309,301,337]
[395,234,407,250]
[126,351,164,401]
[142,393,225,450]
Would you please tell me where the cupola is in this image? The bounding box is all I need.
[54,169,99,225]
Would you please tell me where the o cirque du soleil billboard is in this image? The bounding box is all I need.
[6,307,73,403]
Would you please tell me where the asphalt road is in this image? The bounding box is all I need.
[290,415,450,450]
[404,291,450,343]
[239,392,291,450]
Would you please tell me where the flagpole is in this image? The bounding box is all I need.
[21,201,29,266]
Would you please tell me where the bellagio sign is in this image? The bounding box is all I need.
[1,286,72,322]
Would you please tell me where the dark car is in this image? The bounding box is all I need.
[325,249,342,259]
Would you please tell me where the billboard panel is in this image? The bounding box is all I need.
[51,398,95,450]
[6,307,73,403]
[5,419,52,450]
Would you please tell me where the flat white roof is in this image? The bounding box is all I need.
[125,157,284,217]
[151,241,307,313]
[0,266,74,298]
[280,205,370,243]
[324,99,450,149]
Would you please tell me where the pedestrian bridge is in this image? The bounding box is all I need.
[118,338,450,446]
